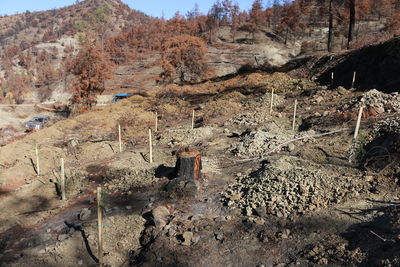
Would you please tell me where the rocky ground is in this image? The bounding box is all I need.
[1,71,400,266]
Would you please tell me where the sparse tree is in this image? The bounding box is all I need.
[230,3,241,41]
[250,0,264,26]
[74,4,110,50]
[186,3,202,20]
[278,0,310,44]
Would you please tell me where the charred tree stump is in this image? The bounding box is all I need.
[166,147,202,198]
[174,147,202,181]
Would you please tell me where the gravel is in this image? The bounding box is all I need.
[230,124,315,158]
[339,89,400,114]
[221,156,368,218]
[370,116,400,135]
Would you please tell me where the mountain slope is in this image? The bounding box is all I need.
[0,0,149,53]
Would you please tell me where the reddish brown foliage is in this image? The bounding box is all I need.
[70,39,114,112]
[160,35,208,83]
[0,73,32,104]
[4,45,20,59]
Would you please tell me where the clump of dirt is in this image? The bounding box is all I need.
[221,156,368,218]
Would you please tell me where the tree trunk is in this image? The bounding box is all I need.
[174,147,201,181]
[285,27,289,45]
[347,0,356,49]
[327,0,334,52]
[179,71,185,83]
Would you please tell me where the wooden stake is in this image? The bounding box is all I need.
[331,72,334,86]
[191,109,195,129]
[353,105,363,140]
[351,71,356,89]
[269,88,274,114]
[118,124,122,153]
[97,186,103,265]
[149,129,153,163]
[155,112,158,132]
[61,158,66,201]
[292,99,298,131]
[35,143,40,176]
[349,105,364,163]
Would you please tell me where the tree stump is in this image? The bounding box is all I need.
[174,147,201,181]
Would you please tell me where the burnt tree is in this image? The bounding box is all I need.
[347,0,356,49]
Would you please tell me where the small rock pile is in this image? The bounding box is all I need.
[231,126,288,157]
[340,89,400,114]
[302,235,365,265]
[221,156,368,218]
[361,117,400,167]
[307,86,349,104]
[230,125,315,158]
[371,116,400,135]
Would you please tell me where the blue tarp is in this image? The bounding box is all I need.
[114,93,132,97]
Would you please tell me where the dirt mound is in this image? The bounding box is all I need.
[221,156,368,218]
[233,72,313,93]
[371,116,400,135]
[230,122,291,157]
[281,36,400,92]
[228,93,285,126]
[317,36,400,92]
[360,116,400,170]
[338,89,400,114]
[202,97,243,123]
